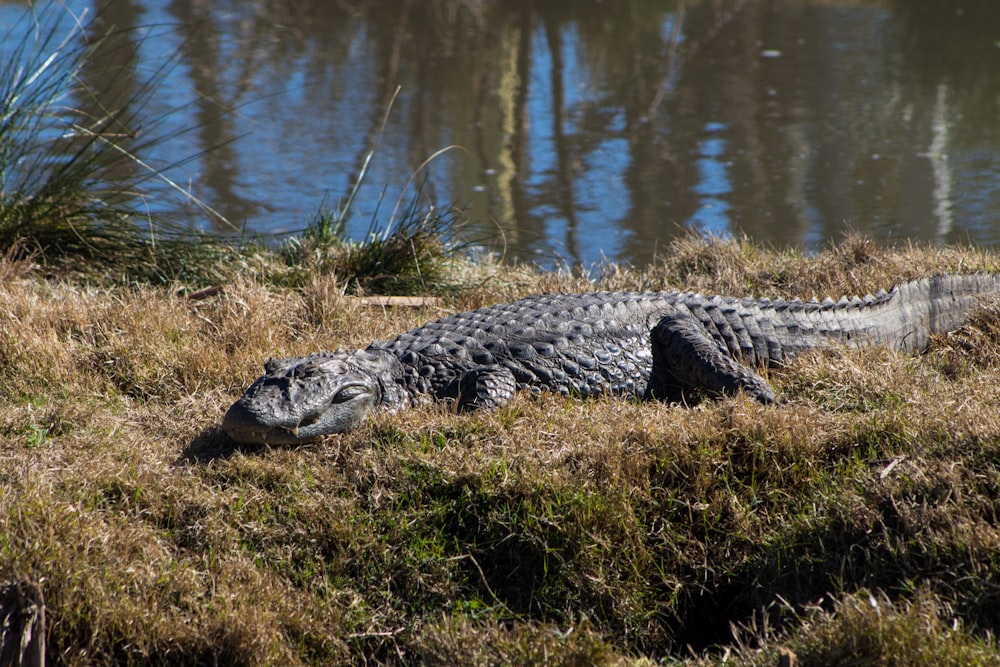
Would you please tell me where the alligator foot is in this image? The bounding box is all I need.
[649,310,776,404]
[454,365,518,411]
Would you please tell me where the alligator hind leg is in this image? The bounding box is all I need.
[648,311,776,404]
[453,365,518,411]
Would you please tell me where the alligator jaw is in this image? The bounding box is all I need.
[222,399,301,445]
[222,351,385,445]
[222,393,376,445]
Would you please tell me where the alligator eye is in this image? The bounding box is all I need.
[332,385,368,404]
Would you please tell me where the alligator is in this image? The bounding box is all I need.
[222,274,1000,444]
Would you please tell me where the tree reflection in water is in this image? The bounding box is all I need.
[4,0,999,266]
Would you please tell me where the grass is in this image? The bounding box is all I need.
[280,187,472,296]
[3,235,1000,664]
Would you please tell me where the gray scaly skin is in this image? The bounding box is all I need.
[223,274,1000,444]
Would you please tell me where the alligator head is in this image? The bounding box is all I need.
[222,349,402,444]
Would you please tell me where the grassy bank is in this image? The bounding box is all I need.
[3,235,1000,665]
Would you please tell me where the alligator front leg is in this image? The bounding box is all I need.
[648,311,776,404]
[450,365,518,411]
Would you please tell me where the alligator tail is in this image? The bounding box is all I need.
[861,273,1000,352]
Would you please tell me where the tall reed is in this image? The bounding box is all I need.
[0,5,230,281]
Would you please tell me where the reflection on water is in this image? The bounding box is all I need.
[689,122,731,237]
[1,0,999,267]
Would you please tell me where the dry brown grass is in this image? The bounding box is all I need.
[3,236,1000,665]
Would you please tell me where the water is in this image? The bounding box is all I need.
[2,0,999,267]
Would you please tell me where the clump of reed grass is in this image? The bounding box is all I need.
[0,6,255,286]
[283,197,466,295]
[0,7,132,259]
[281,152,472,295]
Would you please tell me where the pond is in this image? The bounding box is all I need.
[2,0,1000,267]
